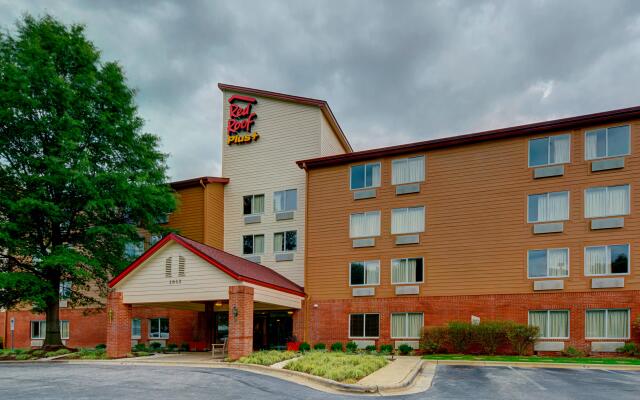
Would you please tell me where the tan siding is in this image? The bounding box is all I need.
[306,120,640,300]
[204,183,225,248]
[167,187,204,242]
[320,113,348,156]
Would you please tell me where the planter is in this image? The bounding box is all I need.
[287,342,301,351]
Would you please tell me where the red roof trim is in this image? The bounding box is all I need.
[218,83,353,153]
[108,233,305,297]
[170,176,229,190]
[297,105,640,169]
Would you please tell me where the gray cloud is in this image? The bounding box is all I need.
[2,0,639,180]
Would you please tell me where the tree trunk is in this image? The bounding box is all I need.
[43,286,63,349]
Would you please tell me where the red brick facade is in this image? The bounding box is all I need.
[306,290,640,352]
[227,285,254,360]
[106,292,132,358]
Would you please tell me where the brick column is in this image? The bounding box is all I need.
[228,285,254,360]
[292,302,305,343]
[106,291,132,358]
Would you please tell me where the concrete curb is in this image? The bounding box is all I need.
[425,359,640,371]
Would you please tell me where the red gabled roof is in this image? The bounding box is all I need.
[109,233,304,297]
[297,105,640,170]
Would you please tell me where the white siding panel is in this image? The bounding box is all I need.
[247,283,302,309]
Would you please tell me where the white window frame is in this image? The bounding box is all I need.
[391,257,425,284]
[349,211,381,238]
[350,162,381,191]
[131,318,142,339]
[390,312,424,339]
[584,185,630,218]
[60,320,70,340]
[528,310,570,339]
[59,281,72,299]
[526,191,570,223]
[273,230,297,253]
[584,125,631,160]
[527,134,571,168]
[243,193,265,216]
[526,248,570,279]
[30,320,46,339]
[585,309,631,340]
[348,313,380,339]
[273,189,297,212]
[391,155,425,185]
[584,244,630,277]
[391,206,425,235]
[148,317,169,339]
[242,234,264,255]
[349,260,381,287]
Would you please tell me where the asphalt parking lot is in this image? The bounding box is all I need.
[0,363,639,399]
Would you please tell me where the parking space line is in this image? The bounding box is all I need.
[508,366,546,391]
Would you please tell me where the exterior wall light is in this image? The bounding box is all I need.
[232,305,238,319]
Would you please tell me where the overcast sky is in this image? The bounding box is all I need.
[2,1,640,180]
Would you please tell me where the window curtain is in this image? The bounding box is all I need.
[407,313,424,338]
[391,207,424,234]
[548,249,568,277]
[60,321,69,339]
[586,310,606,338]
[392,259,417,283]
[585,187,607,218]
[547,192,568,221]
[529,311,548,337]
[391,314,406,337]
[350,212,380,238]
[586,246,607,275]
[132,319,141,337]
[369,164,381,187]
[608,185,629,216]
[585,130,606,160]
[549,311,568,338]
[274,233,284,252]
[254,235,264,254]
[365,261,379,285]
[550,135,570,164]
[274,191,285,212]
[607,310,629,338]
[253,195,264,214]
[392,157,424,185]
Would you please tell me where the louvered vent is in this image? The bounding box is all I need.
[178,256,186,277]
[165,257,173,278]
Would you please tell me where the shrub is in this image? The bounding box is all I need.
[506,324,539,355]
[135,351,151,357]
[16,353,32,360]
[420,326,448,354]
[562,346,585,358]
[313,343,326,350]
[133,343,147,352]
[331,342,343,352]
[475,321,508,355]
[379,344,393,354]
[167,343,178,352]
[237,350,297,366]
[149,342,162,350]
[95,344,107,350]
[180,342,190,352]
[448,322,474,353]
[365,345,377,353]
[32,349,46,357]
[299,342,311,352]
[398,344,413,355]
[77,348,107,360]
[345,341,358,353]
[617,343,640,357]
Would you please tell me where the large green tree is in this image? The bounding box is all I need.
[0,15,176,347]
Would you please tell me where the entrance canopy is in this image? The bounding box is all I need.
[109,233,304,309]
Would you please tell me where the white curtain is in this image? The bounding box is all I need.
[350,212,380,238]
[253,195,264,214]
[547,249,568,277]
[585,246,607,275]
[392,258,418,283]
[370,164,381,187]
[550,135,570,164]
[585,130,604,160]
[547,192,568,221]
[407,313,424,338]
[365,261,379,285]
[254,235,264,254]
[59,321,69,339]
[585,187,607,218]
[549,311,568,338]
[391,207,425,234]
[391,314,405,338]
[392,156,425,185]
[529,311,548,337]
[608,185,629,216]
[607,310,629,338]
[586,310,606,338]
[274,191,285,212]
[273,232,284,252]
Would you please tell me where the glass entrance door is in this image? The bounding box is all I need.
[253,311,293,350]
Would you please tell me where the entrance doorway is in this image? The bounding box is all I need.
[253,311,293,350]
[213,312,228,344]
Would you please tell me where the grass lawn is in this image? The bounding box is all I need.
[423,354,640,365]
[284,351,388,383]
[236,350,298,366]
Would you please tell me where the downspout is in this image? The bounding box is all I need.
[303,165,310,343]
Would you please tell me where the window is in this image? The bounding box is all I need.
[585,244,629,275]
[350,261,380,286]
[391,206,425,234]
[149,318,169,339]
[124,240,144,258]
[349,314,380,338]
[274,231,297,252]
[59,281,72,299]
[527,191,569,223]
[60,320,69,340]
[586,309,629,339]
[31,321,45,339]
[391,258,424,284]
[585,125,630,160]
[391,313,423,338]
[350,211,381,238]
[350,163,381,190]
[150,235,162,245]
[528,134,571,167]
[242,234,264,255]
[274,189,297,212]
[528,310,569,338]
[527,248,569,278]
[392,156,425,185]
[132,319,141,339]
[243,194,265,215]
[585,185,629,218]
